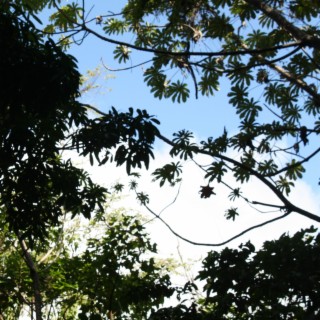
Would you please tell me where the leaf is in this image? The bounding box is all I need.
[199,185,215,198]
[276,175,294,195]
[284,159,305,181]
[224,207,239,221]
[152,162,183,187]
[113,45,131,63]
[166,81,190,103]
[205,161,227,183]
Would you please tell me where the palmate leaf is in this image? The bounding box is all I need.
[49,3,82,31]
[170,130,198,160]
[113,45,131,63]
[276,175,294,195]
[203,13,234,40]
[225,207,239,221]
[258,159,278,176]
[166,81,190,103]
[228,83,249,108]
[236,98,262,122]
[144,67,168,99]
[205,161,227,183]
[304,98,320,116]
[136,192,149,205]
[199,74,220,96]
[285,159,305,181]
[228,188,242,201]
[103,18,128,35]
[227,62,254,87]
[152,162,182,187]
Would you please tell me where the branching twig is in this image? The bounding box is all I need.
[143,181,183,226]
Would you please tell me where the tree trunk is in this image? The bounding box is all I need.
[18,235,42,320]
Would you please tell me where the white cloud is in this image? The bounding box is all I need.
[78,144,320,270]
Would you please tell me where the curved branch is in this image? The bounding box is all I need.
[79,103,320,223]
[156,133,320,223]
[81,23,301,58]
[143,181,183,226]
[144,202,290,247]
[101,57,153,71]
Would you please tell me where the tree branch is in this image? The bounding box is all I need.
[80,23,301,58]
[266,146,320,177]
[156,133,320,223]
[144,202,290,247]
[244,0,320,104]
[78,102,320,223]
[101,57,153,72]
[245,0,320,49]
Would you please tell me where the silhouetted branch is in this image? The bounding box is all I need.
[144,202,291,247]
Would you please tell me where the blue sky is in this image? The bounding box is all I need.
[63,0,239,139]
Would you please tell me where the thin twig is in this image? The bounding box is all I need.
[101,57,153,71]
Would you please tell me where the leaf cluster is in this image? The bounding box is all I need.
[150,227,320,319]
[74,107,160,174]
[0,212,175,319]
[0,4,108,241]
[196,226,320,319]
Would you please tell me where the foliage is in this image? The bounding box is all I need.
[0,3,104,241]
[28,0,320,229]
[2,1,320,319]
[0,2,160,243]
[114,0,320,225]
[150,227,320,319]
[0,5,163,317]
[199,226,320,319]
[0,208,174,319]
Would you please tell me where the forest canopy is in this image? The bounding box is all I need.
[1,0,320,319]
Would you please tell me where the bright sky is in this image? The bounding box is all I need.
[53,0,320,281]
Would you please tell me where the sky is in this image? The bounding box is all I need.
[46,1,320,281]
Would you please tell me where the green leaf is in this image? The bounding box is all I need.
[166,81,190,103]
[113,45,131,63]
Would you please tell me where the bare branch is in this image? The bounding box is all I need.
[144,202,291,247]
[101,57,153,72]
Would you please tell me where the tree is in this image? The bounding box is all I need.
[0,201,174,319]
[150,226,320,319]
[33,0,320,246]
[0,1,105,241]
[0,2,161,318]
[2,1,320,319]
